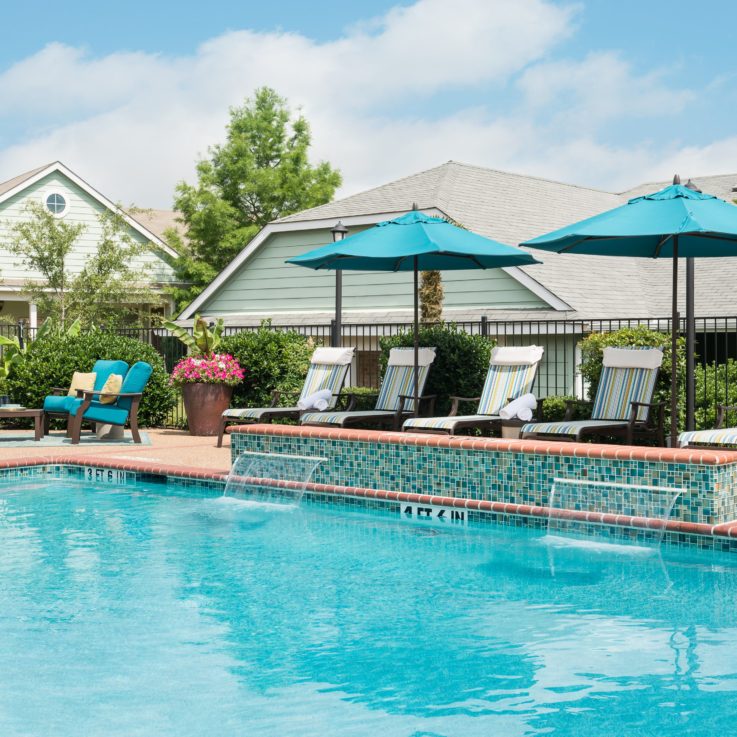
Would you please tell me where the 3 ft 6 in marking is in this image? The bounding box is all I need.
[84,467,128,484]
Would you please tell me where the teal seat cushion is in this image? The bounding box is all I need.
[68,399,129,425]
[43,394,75,413]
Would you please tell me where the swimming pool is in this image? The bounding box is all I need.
[1,477,736,736]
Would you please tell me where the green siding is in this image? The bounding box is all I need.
[202,229,548,314]
[0,172,175,283]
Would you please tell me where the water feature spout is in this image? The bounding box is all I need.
[223,451,327,507]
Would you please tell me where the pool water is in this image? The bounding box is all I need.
[1,479,737,737]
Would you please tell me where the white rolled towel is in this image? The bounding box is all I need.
[517,407,533,422]
[297,388,333,411]
[499,393,537,420]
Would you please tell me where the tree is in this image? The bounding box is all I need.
[167,87,342,310]
[7,203,161,329]
[419,270,444,322]
[7,202,83,326]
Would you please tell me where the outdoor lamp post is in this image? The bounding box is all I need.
[330,221,349,347]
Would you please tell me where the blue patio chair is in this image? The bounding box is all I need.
[43,359,129,432]
[67,361,153,444]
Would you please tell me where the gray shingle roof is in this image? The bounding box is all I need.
[0,162,54,198]
[277,161,737,319]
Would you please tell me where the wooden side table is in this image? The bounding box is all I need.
[0,408,45,441]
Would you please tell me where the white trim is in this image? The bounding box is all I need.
[0,161,179,259]
[178,205,569,319]
[501,266,572,311]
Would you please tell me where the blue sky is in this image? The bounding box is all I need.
[1,0,736,207]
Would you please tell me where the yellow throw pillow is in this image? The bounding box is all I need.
[67,372,97,397]
[99,374,123,404]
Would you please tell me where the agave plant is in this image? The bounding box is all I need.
[161,314,225,357]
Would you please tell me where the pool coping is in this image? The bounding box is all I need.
[228,423,737,466]
[5,453,737,543]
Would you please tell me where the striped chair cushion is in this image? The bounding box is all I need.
[299,363,350,409]
[376,364,431,411]
[223,406,285,421]
[591,366,658,421]
[403,414,496,431]
[300,410,396,426]
[679,428,737,447]
[521,419,628,438]
[477,363,539,416]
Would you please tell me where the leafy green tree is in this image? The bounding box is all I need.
[7,203,162,329]
[168,87,342,310]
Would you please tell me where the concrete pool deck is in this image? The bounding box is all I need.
[0,428,232,474]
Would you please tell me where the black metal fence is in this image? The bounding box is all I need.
[3,316,737,428]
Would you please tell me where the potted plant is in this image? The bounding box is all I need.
[163,315,245,436]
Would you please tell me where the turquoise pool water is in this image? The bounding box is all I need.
[1,478,736,736]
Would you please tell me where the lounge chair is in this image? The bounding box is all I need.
[402,345,544,435]
[300,347,436,430]
[217,346,355,447]
[67,361,153,444]
[43,359,130,432]
[521,347,665,444]
[679,405,737,448]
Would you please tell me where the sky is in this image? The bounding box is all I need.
[1,0,736,208]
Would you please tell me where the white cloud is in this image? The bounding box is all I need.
[0,0,729,209]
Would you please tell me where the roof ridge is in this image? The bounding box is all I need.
[439,159,619,195]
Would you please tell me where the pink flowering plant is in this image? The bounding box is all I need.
[170,353,245,388]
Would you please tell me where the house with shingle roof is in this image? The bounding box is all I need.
[0,161,182,328]
[179,160,737,394]
[181,160,737,324]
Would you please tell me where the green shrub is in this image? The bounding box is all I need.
[579,326,686,430]
[219,327,316,408]
[5,331,175,426]
[379,324,495,414]
[694,359,737,430]
[541,395,589,422]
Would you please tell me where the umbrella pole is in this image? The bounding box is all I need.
[671,237,679,447]
[413,256,419,419]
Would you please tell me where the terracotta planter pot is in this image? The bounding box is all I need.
[182,383,233,436]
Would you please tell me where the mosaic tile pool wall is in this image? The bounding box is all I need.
[231,427,737,526]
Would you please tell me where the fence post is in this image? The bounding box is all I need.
[330,319,338,347]
[480,315,488,338]
[16,320,24,350]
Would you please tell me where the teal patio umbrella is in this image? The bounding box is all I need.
[521,181,737,445]
[287,210,540,416]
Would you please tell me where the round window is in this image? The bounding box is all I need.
[45,193,67,215]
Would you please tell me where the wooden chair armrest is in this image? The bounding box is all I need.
[397,394,437,416]
[79,390,143,400]
[628,400,665,426]
[50,387,69,395]
[448,396,481,416]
